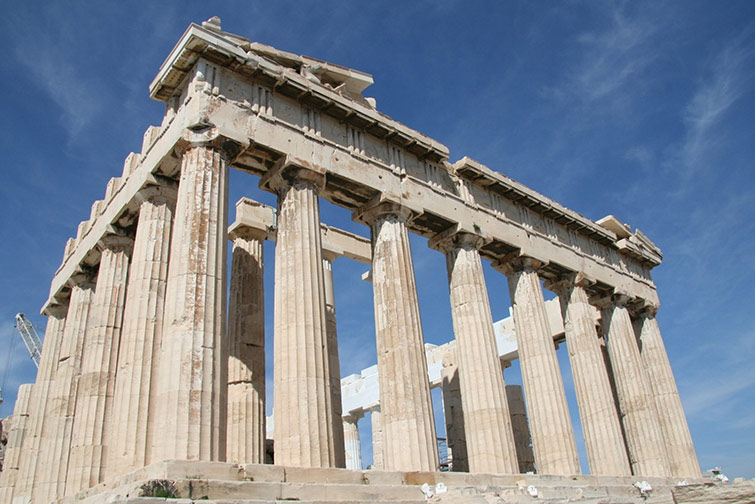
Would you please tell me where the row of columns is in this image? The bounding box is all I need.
[8,147,698,502]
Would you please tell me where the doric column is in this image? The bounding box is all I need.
[13,305,67,502]
[440,363,468,472]
[156,142,229,462]
[66,234,132,495]
[547,274,631,476]
[108,186,175,476]
[0,384,33,502]
[38,273,95,502]
[323,251,346,468]
[598,294,670,477]
[431,230,518,474]
[260,160,337,468]
[370,407,384,470]
[343,414,363,470]
[226,228,266,464]
[496,256,580,475]
[505,384,536,473]
[634,307,700,477]
[354,200,438,472]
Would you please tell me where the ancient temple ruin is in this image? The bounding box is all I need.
[0,17,706,503]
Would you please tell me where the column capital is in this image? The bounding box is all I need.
[135,183,178,208]
[44,303,69,319]
[428,224,486,253]
[352,195,417,227]
[630,301,660,318]
[228,223,268,243]
[592,291,631,310]
[493,253,546,277]
[259,155,325,194]
[343,411,364,423]
[67,271,95,290]
[97,231,134,255]
[176,127,245,162]
[544,271,595,295]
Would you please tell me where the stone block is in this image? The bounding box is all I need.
[284,466,366,485]
[241,463,285,482]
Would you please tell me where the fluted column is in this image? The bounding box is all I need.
[108,186,175,477]
[354,200,438,472]
[323,251,346,468]
[343,414,363,470]
[370,407,384,470]
[496,256,580,475]
[260,161,336,467]
[0,384,33,502]
[598,294,670,477]
[440,363,468,472]
[66,235,132,495]
[634,307,700,477]
[37,274,95,503]
[432,231,519,474]
[547,274,630,476]
[156,143,229,462]
[226,229,266,464]
[505,384,536,473]
[13,305,67,503]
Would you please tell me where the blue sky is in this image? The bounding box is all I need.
[1,0,753,479]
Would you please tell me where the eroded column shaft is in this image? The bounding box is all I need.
[371,407,384,470]
[506,384,536,473]
[227,233,266,464]
[108,192,174,476]
[555,280,630,476]
[443,239,518,474]
[37,279,94,503]
[635,311,700,477]
[12,310,67,502]
[440,364,468,472]
[368,211,438,471]
[0,384,33,502]
[343,416,362,470]
[502,259,580,475]
[602,299,670,477]
[66,239,131,495]
[157,145,228,461]
[323,255,346,468]
[270,170,336,467]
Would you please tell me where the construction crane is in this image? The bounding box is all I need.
[15,313,43,368]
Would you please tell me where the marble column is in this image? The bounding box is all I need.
[506,384,536,473]
[432,231,519,474]
[260,162,337,467]
[226,229,266,464]
[0,384,33,502]
[634,307,700,477]
[12,305,67,502]
[66,234,132,495]
[497,257,580,475]
[108,186,175,476]
[157,144,229,462]
[370,407,384,470]
[547,274,631,476]
[323,251,346,468]
[440,363,468,472]
[599,294,670,477]
[355,200,438,472]
[343,414,363,470]
[38,274,95,502]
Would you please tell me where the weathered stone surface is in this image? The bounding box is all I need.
[355,200,438,472]
[600,295,670,477]
[506,384,536,474]
[261,162,338,468]
[155,144,229,462]
[0,384,32,501]
[67,236,132,495]
[498,257,580,476]
[672,481,755,503]
[370,407,384,470]
[108,188,175,477]
[227,230,266,464]
[433,231,519,474]
[634,309,701,478]
[548,275,631,476]
[440,363,468,473]
[323,253,346,469]
[343,415,362,471]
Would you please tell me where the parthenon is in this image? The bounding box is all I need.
[0,17,706,503]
